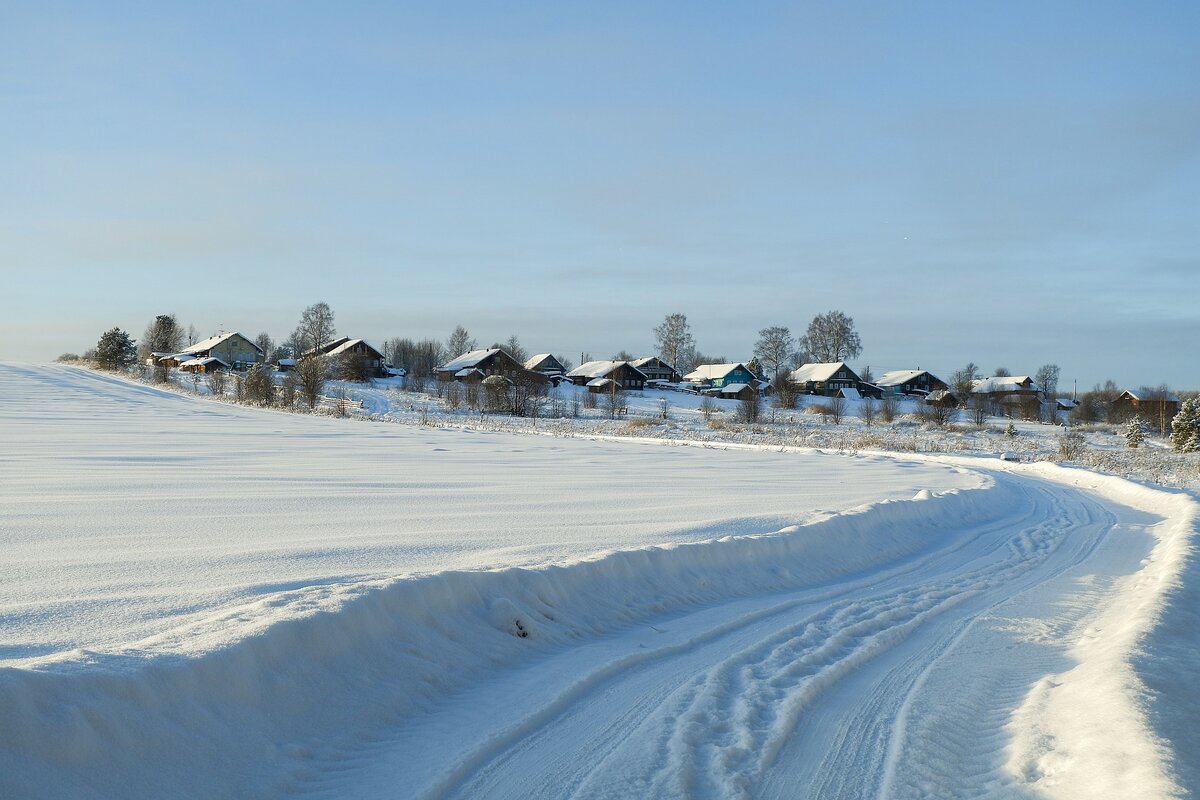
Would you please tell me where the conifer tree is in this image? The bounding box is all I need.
[1125,415,1148,449]
[1170,398,1200,453]
[94,328,137,370]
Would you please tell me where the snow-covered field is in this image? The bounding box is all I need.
[2,363,1198,798]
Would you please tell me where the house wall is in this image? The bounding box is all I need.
[711,367,754,388]
[207,337,263,369]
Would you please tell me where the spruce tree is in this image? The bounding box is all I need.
[1125,415,1148,449]
[94,328,137,370]
[1170,398,1200,453]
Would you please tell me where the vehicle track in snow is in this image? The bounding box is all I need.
[308,470,1165,800]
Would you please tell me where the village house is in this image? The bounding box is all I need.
[320,338,389,378]
[874,369,949,397]
[173,332,264,371]
[566,360,648,391]
[436,348,540,384]
[524,353,567,378]
[630,357,681,384]
[684,363,757,389]
[1112,389,1181,425]
[788,362,871,397]
[971,375,1042,417]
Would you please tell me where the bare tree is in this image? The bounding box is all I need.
[296,355,328,409]
[736,393,763,424]
[859,396,877,426]
[920,401,957,427]
[491,335,528,363]
[447,325,476,358]
[970,394,989,427]
[654,313,696,374]
[243,363,276,406]
[828,395,846,425]
[994,367,1012,377]
[612,350,636,361]
[139,314,184,361]
[798,311,862,363]
[295,302,336,355]
[771,372,797,409]
[280,372,297,408]
[254,332,274,360]
[1035,364,1061,422]
[605,380,627,418]
[206,368,228,397]
[879,392,899,423]
[699,394,717,422]
[336,352,372,383]
[753,326,795,379]
[554,354,575,372]
[951,362,981,398]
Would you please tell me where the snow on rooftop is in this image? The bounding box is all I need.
[972,376,1039,394]
[789,362,850,383]
[567,360,640,380]
[440,349,501,372]
[684,363,747,381]
[182,332,262,355]
[875,369,943,387]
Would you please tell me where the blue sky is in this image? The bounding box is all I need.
[2,2,1197,389]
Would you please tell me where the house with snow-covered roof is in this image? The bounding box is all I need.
[683,363,756,389]
[177,332,263,370]
[321,339,388,377]
[631,357,681,384]
[971,376,1041,417]
[566,361,648,390]
[1112,389,1180,423]
[524,353,566,378]
[788,362,870,397]
[436,348,542,384]
[874,369,949,397]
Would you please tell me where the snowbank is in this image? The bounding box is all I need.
[0,484,1007,798]
[1005,463,1200,798]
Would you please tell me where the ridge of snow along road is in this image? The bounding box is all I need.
[1,483,1005,798]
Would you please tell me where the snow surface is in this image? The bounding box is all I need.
[2,363,1198,799]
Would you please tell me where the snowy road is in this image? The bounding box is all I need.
[1,364,1196,799]
[305,469,1181,799]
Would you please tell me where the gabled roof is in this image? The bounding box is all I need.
[1119,389,1180,402]
[719,383,752,394]
[439,348,503,373]
[972,376,1038,394]
[179,356,229,368]
[525,353,564,371]
[684,363,749,381]
[567,360,646,380]
[323,338,383,358]
[182,332,262,355]
[631,356,678,372]
[789,362,856,383]
[875,369,945,388]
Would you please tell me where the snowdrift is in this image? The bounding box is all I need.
[0,482,1008,799]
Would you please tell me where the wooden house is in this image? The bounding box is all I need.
[566,360,648,390]
[874,369,949,397]
[322,338,389,378]
[971,376,1042,417]
[683,363,756,389]
[177,332,263,370]
[177,356,229,373]
[436,348,544,384]
[717,383,757,401]
[1112,390,1180,423]
[788,362,866,397]
[631,357,681,384]
[524,353,567,378]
